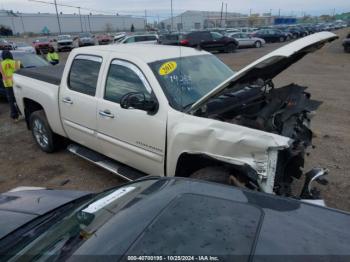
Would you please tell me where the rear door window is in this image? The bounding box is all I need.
[68,55,102,96]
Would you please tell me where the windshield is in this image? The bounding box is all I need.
[12,53,49,68]
[149,54,234,110]
[16,42,29,47]
[36,38,49,43]
[79,33,91,38]
[0,179,157,260]
[58,35,72,40]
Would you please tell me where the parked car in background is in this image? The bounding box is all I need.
[78,32,95,47]
[226,32,265,48]
[252,29,289,43]
[0,50,50,96]
[0,39,13,50]
[97,34,113,45]
[343,33,350,53]
[16,42,35,54]
[158,33,183,45]
[57,34,74,52]
[113,32,127,43]
[117,34,158,44]
[32,37,52,54]
[1,177,350,260]
[180,31,238,52]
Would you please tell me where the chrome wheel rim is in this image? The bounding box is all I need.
[33,119,49,148]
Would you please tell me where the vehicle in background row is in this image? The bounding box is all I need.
[13,32,337,201]
[113,32,127,43]
[1,177,350,260]
[78,32,95,47]
[57,35,74,52]
[32,37,52,54]
[117,34,158,44]
[180,31,238,52]
[226,32,265,48]
[343,33,350,53]
[252,29,289,43]
[15,42,35,54]
[0,39,13,50]
[97,34,113,45]
[0,50,50,96]
[158,33,183,45]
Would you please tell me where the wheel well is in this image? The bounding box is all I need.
[175,153,260,184]
[23,98,44,129]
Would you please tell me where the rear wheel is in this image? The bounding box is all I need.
[254,41,262,48]
[29,110,61,153]
[225,43,237,53]
[279,36,285,42]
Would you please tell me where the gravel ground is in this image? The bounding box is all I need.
[0,29,349,211]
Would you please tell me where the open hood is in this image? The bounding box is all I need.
[188,32,338,114]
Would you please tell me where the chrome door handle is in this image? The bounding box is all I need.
[62,97,73,104]
[99,110,114,118]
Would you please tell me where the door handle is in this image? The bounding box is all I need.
[99,110,115,119]
[62,97,73,104]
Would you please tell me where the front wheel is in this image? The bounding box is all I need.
[29,110,61,153]
[279,36,285,42]
[254,41,262,48]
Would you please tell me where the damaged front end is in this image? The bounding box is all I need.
[192,80,329,200]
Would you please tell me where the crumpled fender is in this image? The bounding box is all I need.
[166,108,291,178]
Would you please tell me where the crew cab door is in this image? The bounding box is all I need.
[96,59,166,176]
[59,55,103,150]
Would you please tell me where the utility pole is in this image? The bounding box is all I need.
[220,2,223,28]
[170,0,174,32]
[225,3,228,28]
[54,0,62,34]
[78,7,83,32]
[144,9,147,30]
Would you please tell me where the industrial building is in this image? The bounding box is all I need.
[0,10,145,34]
[160,10,274,31]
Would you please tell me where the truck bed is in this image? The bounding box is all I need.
[16,65,65,86]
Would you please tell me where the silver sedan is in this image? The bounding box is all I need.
[226,32,266,48]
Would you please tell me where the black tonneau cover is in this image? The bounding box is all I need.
[16,65,65,86]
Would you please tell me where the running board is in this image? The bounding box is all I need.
[67,144,147,181]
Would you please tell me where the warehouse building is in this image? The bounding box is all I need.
[0,10,145,34]
[161,10,274,31]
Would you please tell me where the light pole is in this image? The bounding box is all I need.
[54,0,62,34]
[171,0,174,32]
[78,7,83,32]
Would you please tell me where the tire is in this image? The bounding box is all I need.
[29,110,60,153]
[225,43,236,53]
[279,36,285,42]
[190,166,231,185]
[286,35,291,41]
[254,41,262,48]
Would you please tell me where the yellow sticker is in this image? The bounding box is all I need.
[159,61,177,76]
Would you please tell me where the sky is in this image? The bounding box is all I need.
[2,0,350,20]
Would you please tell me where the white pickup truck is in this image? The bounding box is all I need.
[13,32,337,200]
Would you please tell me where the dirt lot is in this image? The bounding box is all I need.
[0,29,349,211]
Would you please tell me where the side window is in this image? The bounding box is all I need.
[135,36,146,42]
[104,60,152,103]
[68,55,102,96]
[211,32,223,40]
[125,37,135,43]
[147,35,157,41]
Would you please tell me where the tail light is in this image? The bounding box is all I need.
[180,39,189,45]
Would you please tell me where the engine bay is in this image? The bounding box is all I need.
[194,80,324,196]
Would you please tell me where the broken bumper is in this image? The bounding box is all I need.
[300,168,329,200]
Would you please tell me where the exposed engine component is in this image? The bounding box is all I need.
[195,80,324,197]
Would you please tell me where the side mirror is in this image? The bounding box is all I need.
[120,92,158,114]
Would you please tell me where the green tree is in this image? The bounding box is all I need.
[131,24,135,32]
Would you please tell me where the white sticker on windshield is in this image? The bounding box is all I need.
[82,187,135,214]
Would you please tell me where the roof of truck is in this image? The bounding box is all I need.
[77,44,208,63]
